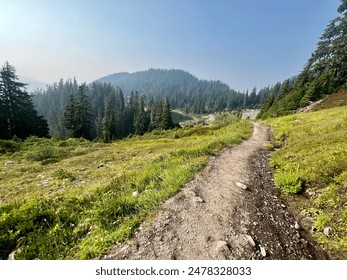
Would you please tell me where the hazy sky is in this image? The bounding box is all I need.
[0,0,340,91]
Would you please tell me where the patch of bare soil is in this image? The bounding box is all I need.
[104,123,328,260]
[296,100,323,113]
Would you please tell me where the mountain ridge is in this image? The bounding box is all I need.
[96,68,232,96]
[94,68,268,114]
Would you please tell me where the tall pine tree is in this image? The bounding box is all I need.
[61,83,92,139]
[0,62,48,139]
[62,94,77,138]
[134,96,150,135]
[162,98,175,130]
[102,93,117,142]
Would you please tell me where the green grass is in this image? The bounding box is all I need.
[264,105,347,259]
[0,118,252,259]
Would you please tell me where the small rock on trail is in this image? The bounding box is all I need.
[236,182,248,190]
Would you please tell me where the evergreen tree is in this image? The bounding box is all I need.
[0,79,6,138]
[62,94,77,138]
[115,87,125,112]
[147,99,175,131]
[74,83,93,139]
[243,90,249,108]
[102,93,117,142]
[162,98,175,130]
[134,96,150,135]
[277,79,290,101]
[303,0,347,94]
[61,84,93,139]
[332,1,347,86]
[0,62,48,139]
[257,91,275,119]
[95,108,103,139]
[248,87,257,108]
[154,101,164,130]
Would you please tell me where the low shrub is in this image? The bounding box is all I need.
[0,140,20,154]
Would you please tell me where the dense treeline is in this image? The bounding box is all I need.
[33,69,272,139]
[33,80,176,140]
[0,62,48,140]
[258,0,347,119]
[97,69,270,114]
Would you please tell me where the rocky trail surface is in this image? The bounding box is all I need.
[104,123,327,260]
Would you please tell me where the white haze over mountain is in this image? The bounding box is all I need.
[19,76,47,93]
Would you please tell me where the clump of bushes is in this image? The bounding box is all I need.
[0,140,20,154]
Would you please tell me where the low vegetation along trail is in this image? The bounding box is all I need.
[105,123,327,260]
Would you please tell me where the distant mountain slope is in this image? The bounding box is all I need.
[19,76,47,93]
[96,69,266,114]
[97,69,220,95]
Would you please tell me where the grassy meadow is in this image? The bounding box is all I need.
[0,115,252,259]
[264,105,347,259]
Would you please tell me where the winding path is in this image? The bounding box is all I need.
[105,123,327,260]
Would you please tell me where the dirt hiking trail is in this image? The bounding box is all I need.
[105,123,327,260]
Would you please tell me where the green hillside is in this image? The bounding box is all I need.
[0,117,252,259]
[264,105,347,259]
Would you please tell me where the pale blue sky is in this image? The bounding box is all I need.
[0,0,340,91]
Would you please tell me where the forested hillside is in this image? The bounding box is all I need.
[97,69,271,113]
[33,80,175,140]
[258,0,347,119]
[32,69,273,138]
